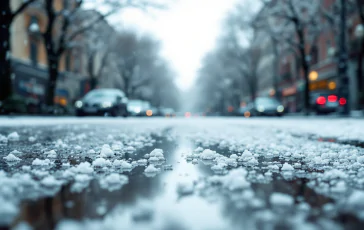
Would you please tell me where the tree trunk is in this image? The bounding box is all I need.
[87,52,97,90]
[45,56,59,106]
[272,38,280,100]
[0,2,13,101]
[297,26,310,115]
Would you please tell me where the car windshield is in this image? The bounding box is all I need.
[84,90,120,100]
[256,97,280,106]
[128,100,144,108]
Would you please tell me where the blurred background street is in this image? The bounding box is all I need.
[1,0,364,117]
[2,0,364,229]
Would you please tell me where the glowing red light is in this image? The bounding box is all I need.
[339,98,347,105]
[316,96,326,105]
[328,95,337,102]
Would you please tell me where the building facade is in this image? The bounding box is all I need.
[10,0,88,106]
[254,0,364,112]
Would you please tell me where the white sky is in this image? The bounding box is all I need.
[108,0,239,91]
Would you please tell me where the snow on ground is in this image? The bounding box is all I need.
[0,117,364,229]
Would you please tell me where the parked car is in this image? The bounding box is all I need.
[127,100,151,116]
[74,89,128,117]
[310,92,346,114]
[160,108,176,117]
[242,97,285,117]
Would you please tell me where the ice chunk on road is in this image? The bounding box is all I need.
[331,180,347,193]
[0,197,18,226]
[74,174,92,183]
[100,144,114,158]
[148,156,160,163]
[347,190,364,209]
[144,164,159,173]
[270,193,294,207]
[200,149,217,160]
[227,158,237,167]
[92,158,111,167]
[45,150,57,158]
[41,176,61,187]
[281,163,294,171]
[120,160,132,170]
[177,180,194,195]
[246,157,258,166]
[149,149,165,160]
[268,165,279,171]
[222,168,250,190]
[99,173,129,191]
[88,149,96,154]
[230,154,238,159]
[240,150,253,161]
[194,147,203,152]
[32,158,51,166]
[28,136,36,142]
[112,142,123,151]
[125,146,136,152]
[322,169,347,181]
[211,163,225,173]
[0,134,8,143]
[112,159,122,168]
[357,156,364,164]
[74,162,94,174]
[7,132,19,141]
[137,159,148,166]
[192,159,198,164]
[3,154,21,161]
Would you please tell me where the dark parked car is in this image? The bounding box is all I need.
[127,100,151,116]
[75,89,128,117]
[160,108,176,117]
[310,92,346,114]
[242,97,285,117]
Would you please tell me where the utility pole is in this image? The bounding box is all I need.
[338,0,350,115]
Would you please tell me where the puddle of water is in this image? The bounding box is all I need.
[2,126,364,230]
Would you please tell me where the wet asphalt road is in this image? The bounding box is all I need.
[1,117,364,230]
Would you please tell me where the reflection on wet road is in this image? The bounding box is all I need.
[0,119,364,230]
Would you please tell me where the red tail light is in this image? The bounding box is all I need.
[339,98,347,105]
[328,95,337,102]
[316,96,326,105]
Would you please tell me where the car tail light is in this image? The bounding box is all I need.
[316,96,326,105]
[339,98,347,105]
[328,95,337,102]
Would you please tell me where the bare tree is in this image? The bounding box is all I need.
[0,0,37,101]
[111,31,161,98]
[260,0,322,114]
[41,0,169,107]
[81,12,116,90]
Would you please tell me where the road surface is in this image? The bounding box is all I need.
[1,117,364,230]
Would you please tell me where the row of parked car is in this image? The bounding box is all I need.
[236,91,347,117]
[74,88,176,117]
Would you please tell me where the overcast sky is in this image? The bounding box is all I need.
[108,0,239,91]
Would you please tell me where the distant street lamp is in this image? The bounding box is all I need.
[309,71,318,81]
